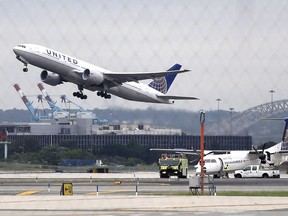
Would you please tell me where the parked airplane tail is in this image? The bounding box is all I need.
[148,64,181,94]
[281,117,288,150]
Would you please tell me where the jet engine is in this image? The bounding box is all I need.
[40,70,62,86]
[82,69,104,85]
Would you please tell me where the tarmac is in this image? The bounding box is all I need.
[0,172,287,215]
[0,195,287,215]
[2,171,286,179]
[0,171,158,179]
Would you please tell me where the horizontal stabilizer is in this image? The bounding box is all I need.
[156,95,199,100]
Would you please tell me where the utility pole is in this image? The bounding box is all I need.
[200,111,205,195]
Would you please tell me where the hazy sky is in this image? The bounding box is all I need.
[1,0,288,112]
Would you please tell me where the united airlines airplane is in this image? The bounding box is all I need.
[13,44,198,103]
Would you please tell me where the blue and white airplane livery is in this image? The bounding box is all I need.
[13,44,198,103]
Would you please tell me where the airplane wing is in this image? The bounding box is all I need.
[150,148,198,155]
[103,69,190,83]
[156,95,199,100]
[272,150,288,155]
[245,150,284,154]
[247,149,288,158]
[150,148,215,155]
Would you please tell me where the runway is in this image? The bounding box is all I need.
[1,171,288,195]
[1,178,288,196]
[0,171,288,215]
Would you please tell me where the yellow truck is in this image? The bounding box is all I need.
[158,154,188,178]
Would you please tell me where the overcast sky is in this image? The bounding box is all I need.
[1,0,288,112]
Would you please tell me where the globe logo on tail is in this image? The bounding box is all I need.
[148,77,168,94]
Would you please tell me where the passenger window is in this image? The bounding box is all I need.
[252,166,257,171]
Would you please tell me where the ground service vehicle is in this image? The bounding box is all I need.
[158,154,188,178]
[234,165,280,178]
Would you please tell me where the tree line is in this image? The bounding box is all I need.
[0,137,159,166]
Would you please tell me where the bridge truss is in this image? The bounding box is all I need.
[208,99,288,135]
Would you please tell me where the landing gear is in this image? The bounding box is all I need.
[97,91,111,99]
[73,85,87,100]
[73,91,87,99]
[16,56,28,72]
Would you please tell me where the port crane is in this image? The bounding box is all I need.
[13,84,50,121]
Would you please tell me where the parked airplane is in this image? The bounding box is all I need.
[13,44,198,103]
[151,118,288,177]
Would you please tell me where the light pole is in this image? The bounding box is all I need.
[269,90,275,116]
[269,90,275,140]
[216,98,222,111]
[229,108,234,135]
[216,99,222,134]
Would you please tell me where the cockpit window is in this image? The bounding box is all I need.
[205,159,217,163]
[18,45,26,48]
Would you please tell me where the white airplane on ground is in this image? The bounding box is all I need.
[13,44,198,103]
[151,118,288,177]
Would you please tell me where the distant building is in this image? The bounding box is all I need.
[6,134,251,152]
[1,120,252,152]
[0,118,181,136]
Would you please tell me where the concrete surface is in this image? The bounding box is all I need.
[0,172,288,215]
[0,195,287,215]
[0,171,159,179]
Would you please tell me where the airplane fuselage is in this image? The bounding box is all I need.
[195,151,259,175]
[195,142,288,176]
[13,44,175,103]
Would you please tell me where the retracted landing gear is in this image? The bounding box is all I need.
[97,91,111,99]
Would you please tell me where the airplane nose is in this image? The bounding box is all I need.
[13,47,19,55]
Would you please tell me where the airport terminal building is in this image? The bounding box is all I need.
[2,118,252,152]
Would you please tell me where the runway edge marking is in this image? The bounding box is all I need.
[16,190,40,196]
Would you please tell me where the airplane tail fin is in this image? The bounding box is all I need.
[148,64,181,94]
[281,117,288,150]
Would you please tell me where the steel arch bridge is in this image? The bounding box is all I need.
[208,99,288,135]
